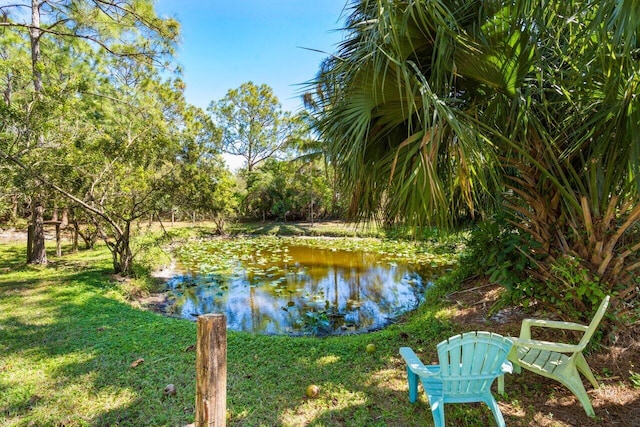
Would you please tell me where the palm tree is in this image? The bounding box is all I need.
[312,0,640,312]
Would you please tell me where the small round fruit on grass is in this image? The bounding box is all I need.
[366,343,376,354]
[305,384,320,398]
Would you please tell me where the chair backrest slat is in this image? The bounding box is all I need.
[577,295,610,350]
[436,331,513,396]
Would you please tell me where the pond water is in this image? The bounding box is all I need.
[165,242,441,335]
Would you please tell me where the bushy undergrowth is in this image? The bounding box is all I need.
[462,216,624,324]
[463,216,539,298]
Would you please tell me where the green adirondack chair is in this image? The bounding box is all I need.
[400,331,514,427]
[498,295,610,417]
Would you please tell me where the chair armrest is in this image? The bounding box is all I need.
[511,337,582,354]
[399,347,439,377]
[501,360,513,374]
[519,318,588,340]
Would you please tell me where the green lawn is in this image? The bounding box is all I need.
[0,241,476,426]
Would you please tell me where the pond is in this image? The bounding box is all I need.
[164,238,446,335]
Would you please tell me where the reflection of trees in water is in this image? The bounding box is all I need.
[169,246,433,334]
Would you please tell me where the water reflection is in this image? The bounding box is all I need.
[166,245,437,335]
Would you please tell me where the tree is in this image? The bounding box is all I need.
[171,106,238,233]
[299,85,345,219]
[312,0,640,315]
[208,81,303,173]
[0,0,178,268]
[3,51,188,274]
[241,158,332,222]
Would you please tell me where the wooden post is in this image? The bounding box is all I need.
[195,314,227,427]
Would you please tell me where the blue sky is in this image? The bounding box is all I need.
[155,1,348,112]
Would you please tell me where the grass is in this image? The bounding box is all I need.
[0,236,485,426]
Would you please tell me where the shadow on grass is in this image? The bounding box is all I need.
[0,244,26,270]
[0,248,198,425]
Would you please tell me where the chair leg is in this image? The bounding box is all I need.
[561,373,596,417]
[407,367,418,403]
[429,397,446,427]
[497,374,505,395]
[575,353,599,389]
[507,350,522,374]
[483,393,507,427]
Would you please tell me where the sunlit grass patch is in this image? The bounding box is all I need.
[279,382,369,426]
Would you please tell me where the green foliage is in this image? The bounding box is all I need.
[0,0,188,276]
[208,82,304,172]
[464,218,608,320]
[549,257,606,307]
[301,310,332,335]
[167,106,237,231]
[311,0,640,313]
[630,371,640,389]
[509,255,607,321]
[242,158,334,222]
[465,217,540,291]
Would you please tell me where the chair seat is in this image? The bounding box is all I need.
[498,295,610,418]
[515,346,569,374]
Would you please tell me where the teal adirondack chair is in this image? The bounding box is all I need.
[498,295,610,417]
[400,331,514,427]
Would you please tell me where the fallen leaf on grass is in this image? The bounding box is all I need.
[164,384,177,396]
[130,358,144,368]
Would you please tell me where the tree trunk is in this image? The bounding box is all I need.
[29,201,47,264]
[10,194,18,222]
[27,1,47,265]
[310,199,314,226]
[72,225,78,252]
[112,222,133,276]
[61,207,69,228]
[73,218,96,249]
[29,0,43,95]
[55,222,61,257]
[27,223,33,262]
